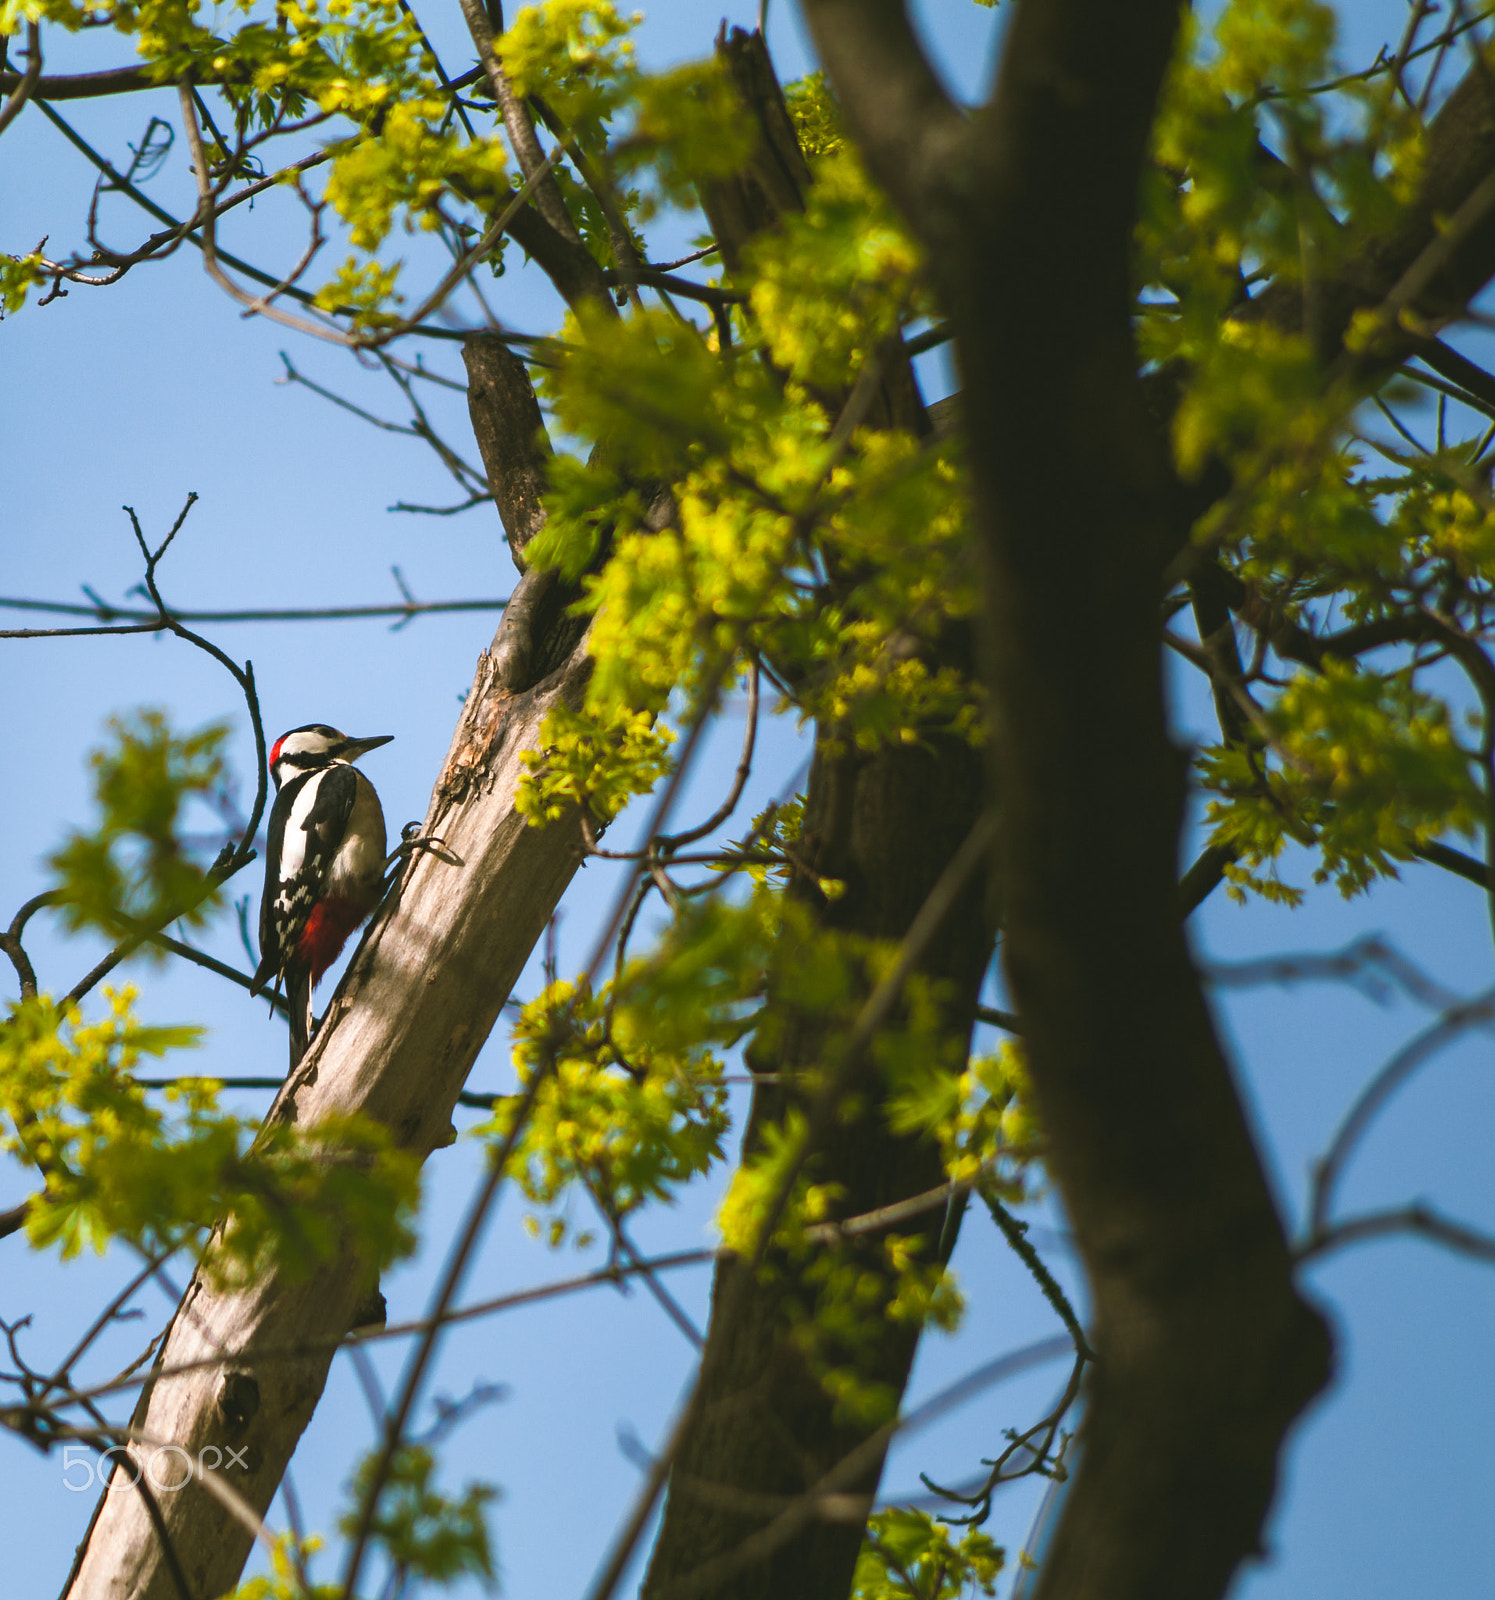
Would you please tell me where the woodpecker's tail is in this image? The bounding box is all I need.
[287,967,313,1068]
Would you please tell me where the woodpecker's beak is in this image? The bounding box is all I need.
[338,733,394,761]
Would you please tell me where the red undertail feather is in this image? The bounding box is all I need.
[295,897,370,985]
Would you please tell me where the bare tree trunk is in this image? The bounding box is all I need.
[64,353,592,1600]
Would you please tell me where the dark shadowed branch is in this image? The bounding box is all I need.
[1297,1202,1495,1265]
[1308,984,1495,1238]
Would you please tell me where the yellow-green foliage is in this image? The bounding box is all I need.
[784,70,843,162]
[339,1446,497,1588]
[220,1533,335,1600]
[1130,0,1492,905]
[314,255,405,327]
[500,0,638,150]
[854,1509,1004,1600]
[791,1228,964,1427]
[0,990,419,1280]
[0,248,47,315]
[517,702,675,827]
[716,1103,965,1427]
[480,979,729,1243]
[615,887,783,1053]
[1203,661,1482,900]
[716,1108,835,1258]
[497,1,751,218]
[227,1448,497,1597]
[530,274,975,780]
[887,1039,1041,1194]
[746,148,924,389]
[48,711,229,943]
[13,0,1495,1551]
[324,100,510,250]
[1213,0,1336,97]
[703,914,999,1424]
[627,58,757,202]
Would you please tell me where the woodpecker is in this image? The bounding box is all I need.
[250,724,393,1067]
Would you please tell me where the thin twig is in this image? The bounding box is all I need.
[9,1178,1004,1416]
[660,661,761,851]
[974,1003,1021,1034]
[1,593,507,627]
[655,1335,1074,1600]
[1296,1201,1495,1264]
[1308,984,1495,1235]
[60,496,270,1007]
[179,83,565,349]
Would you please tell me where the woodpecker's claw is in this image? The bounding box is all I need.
[384,825,464,872]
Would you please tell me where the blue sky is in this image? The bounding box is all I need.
[2,2,1492,1597]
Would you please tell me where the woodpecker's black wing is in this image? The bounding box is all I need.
[254,775,300,989]
[251,765,359,992]
[251,778,298,997]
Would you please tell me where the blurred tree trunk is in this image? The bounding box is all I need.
[794,4,1495,1600]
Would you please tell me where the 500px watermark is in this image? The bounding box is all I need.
[61,1443,249,1492]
